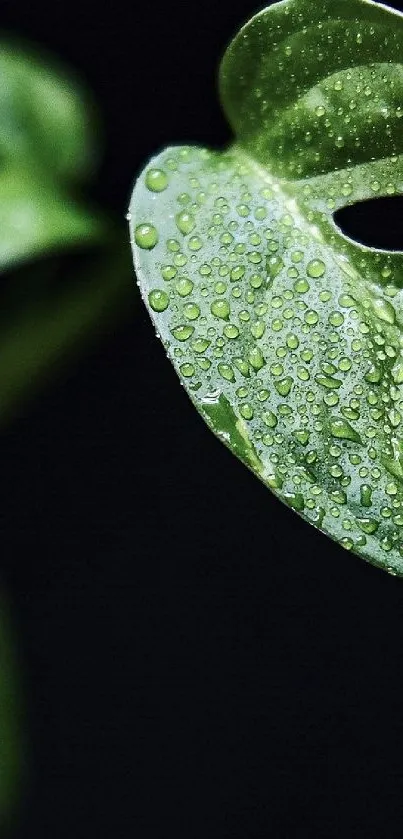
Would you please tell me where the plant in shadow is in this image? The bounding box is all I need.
[0,594,23,835]
[0,38,133,422]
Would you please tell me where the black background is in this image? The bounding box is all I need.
[1,0,403,836]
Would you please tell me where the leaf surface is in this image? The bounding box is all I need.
[130,0,403,575]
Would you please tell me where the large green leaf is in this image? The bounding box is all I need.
[129,0,403,576]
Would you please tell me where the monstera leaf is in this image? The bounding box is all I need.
[130,0,403,576]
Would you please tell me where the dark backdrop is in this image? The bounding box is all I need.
[1,0,403,836]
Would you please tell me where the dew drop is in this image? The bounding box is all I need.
[364,364,382,385]
[135,223,158,249]
[183,302,200,321]
[251,321,266,340]
[218,363,235,382]
[284,492,304,512]
[305,310,319,326]
[360,484,373,508]
[330,418,362,444]
[211,299,230,320]
[234,358,250,377]
[372,298,396,325]
[307,259,326,278]
[171,325,194,342]
[286,333,299,350]
[328,311,344,327]
[356,517,378,535]
[180,363,195,378]
[145,168,168,192]
[294,430,310,446]
[263,411,278,428]
[175,278,194,297]
[249,347,266,371]
[315,374,342,390]
[148,289,169,312]
[275,377,293,397]
[176,211,195,235]
[240,403,254,420]
[161,265,177,281]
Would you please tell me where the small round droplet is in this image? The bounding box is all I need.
[307,259,326,278]
[161,265,177,281]
[328,311,344,327]
[135,223,158,249]
[305,310,319,326]
[294,278,310,294]
[275,377,293,397]
[224,324,239,340]
[192,338,210,354]
[180,363,195,378]
[175,278,194,297]
[148,289,169,312]
[286,333,299,350]
[211,299,230,320]
[240,403,254,420]
[171,325,194,342]
[176,211,195,235]
[145,168,168,192]
[183,302,200,321]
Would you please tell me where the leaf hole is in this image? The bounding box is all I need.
[333,196,403,252]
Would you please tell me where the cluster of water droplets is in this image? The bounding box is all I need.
[132,144,403,572]
[220,4,403,180]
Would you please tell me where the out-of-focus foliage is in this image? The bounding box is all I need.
[0,41,104,267]
[0,40,133,423]
[0,595,22,832]
[0,242,133,422]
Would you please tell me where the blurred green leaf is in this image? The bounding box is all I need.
[0,40,105,268]
[0,166,103,269]
[0,40,97,179]
[0,596,22,831]
[0,238,134,423]
[0,39,135,423]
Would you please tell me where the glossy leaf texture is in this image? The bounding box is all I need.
[130,0,403,575]
[0,41,104,268]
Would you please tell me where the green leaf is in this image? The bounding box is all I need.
[0,41,97,179]
[0,40,104,268]
[0,167,103,269]
[129,0,403,576]
[0,239,134,424]
[0,596,23,830]
[0,40,133,422]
